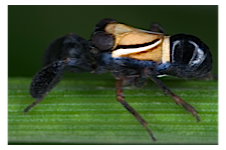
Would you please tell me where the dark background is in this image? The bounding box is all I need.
[8,5,218,77]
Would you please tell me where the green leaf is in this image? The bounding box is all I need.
[8,74,218,144]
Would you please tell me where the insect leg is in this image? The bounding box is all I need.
[43,33,93,67]
[115,77,157,141]
[148,74,200,122]
[24,99,42,114]
[24,59,69,114]
[150,23,166,34]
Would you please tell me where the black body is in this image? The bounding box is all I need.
[24,18,212,141]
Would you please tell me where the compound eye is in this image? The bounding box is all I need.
[188,40,206,67]
[169,34,212,78]
[91,32,114,51]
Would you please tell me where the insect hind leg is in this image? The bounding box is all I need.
[24,59,68,114]
[25,57,94,114]
[43,33,94,67]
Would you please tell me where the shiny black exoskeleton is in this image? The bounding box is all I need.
[24,18,212,141]
[166,34,212,78]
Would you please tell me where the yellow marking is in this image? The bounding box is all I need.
[162,36,170,63]
[125,44,162,61]
[105,23,164,49]
[112,38,162,57]
[106,23,169,62]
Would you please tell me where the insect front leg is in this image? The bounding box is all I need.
[146,69,200,122]
[115,76,156,141]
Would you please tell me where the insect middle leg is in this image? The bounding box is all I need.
[115,77,156,141]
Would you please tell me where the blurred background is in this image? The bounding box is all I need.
[8,5,218,77]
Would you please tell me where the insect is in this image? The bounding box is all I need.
[24,18,212,141]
